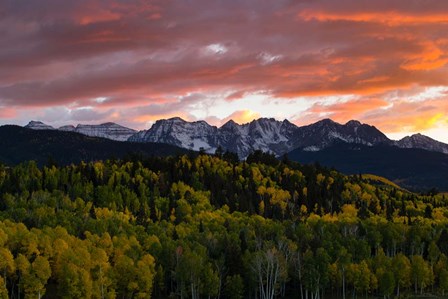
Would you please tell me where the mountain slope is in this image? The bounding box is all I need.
[25,121,136,141]
[218,118,298,158]
[287,142,448,191]
[72,122,136,141]
[291,119,390,151]
[129,117,393,158]
[395,133,448,154]
[25,120,55,130]
[0,125,188,166]
[129,117,218,151]
[24,118,448,158]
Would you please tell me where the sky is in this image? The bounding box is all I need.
[1,0,448,142]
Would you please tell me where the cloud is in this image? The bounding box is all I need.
[70,107,114,122]
[302,97,390,123]
[220,110,261,126]
[1,0,448,141]
[363,97,448,133]
[0,107,16,119]
[225,90,247,101]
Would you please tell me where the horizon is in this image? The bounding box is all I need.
[1,1,448,143]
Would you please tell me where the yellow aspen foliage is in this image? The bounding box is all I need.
[0,229,7,247]
[169,208,176,223]
[340,204,358,223]
[259,200,265,216]
[316,173,325,185]
[0,248,15,282]
[0,276,7,299]
[300,204,308,215]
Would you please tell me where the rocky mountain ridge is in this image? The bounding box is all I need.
[394,133,448,154]
[128,117,394,158]
[25,118,448,158]
[25,121,136,142]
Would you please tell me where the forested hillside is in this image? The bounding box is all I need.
[0,125,188,166]
[288,143,448,192]
[0,152,448,298]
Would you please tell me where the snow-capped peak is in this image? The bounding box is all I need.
[23,118,448,158]
[130,117,299,158]
[129,117,218,152]
[396,133,448,154]
[25,121,136,141]
[25,121,55,130]
[74,123,137,141]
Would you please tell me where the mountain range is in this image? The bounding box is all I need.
[25,121,136,142]
[25,118,448,158]
[10,117,448,191]
[0,125,187,166]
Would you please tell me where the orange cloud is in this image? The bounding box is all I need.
[362,97,448,134]
[2,0,448,139]
[298,98,390,124]
[221,110,261,125]
[298,11,448,25]
[401,42,448,71]
[133,112,192,125]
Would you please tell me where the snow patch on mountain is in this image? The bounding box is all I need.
[129,117,387,158]
[303,146,321,152]
[129,117,218,152]
[25,121,136,141]
[24,118,448,158]
[396,133,448,154]
[25,121,55,130]
[74,123,136,141]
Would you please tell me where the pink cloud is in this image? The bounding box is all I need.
[0,107,16,119]
[1,0,448,138]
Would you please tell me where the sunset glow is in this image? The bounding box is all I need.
[1,0,448,142]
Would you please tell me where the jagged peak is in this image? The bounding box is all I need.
[166,117,186,122]
[400,133,425,140]
[26,120,52,126]
[27,120,45,125]
[248,118,284,128]
[255,117,277,122]
[222,119,237,127]
[314,118,337,125]
[152,118,214,129]
[193,120,214,126]
[151,117,187,127]
[220,120,241,132]
[25,120,55,130]
[281,119,299,128]
[345,120,362,126]
[402,133,440,143]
